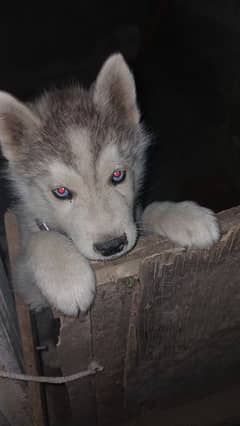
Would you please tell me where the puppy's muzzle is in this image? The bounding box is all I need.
[93,233,128,257]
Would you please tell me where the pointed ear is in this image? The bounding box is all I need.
[93,54,140,124]
[0,91,40,162]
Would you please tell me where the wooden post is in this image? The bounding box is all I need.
[4,211,46,426]
[0,253,31,425]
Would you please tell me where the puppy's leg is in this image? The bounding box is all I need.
[16,231,96,316]
[141,201,220,248]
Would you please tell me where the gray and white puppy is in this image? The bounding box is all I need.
[0,54,220,315]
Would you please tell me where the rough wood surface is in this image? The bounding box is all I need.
[91,278,136,425]
[54,206,240,424]
[34,308,72,426]
[93,206,240,284]
[5,206,240,426]
[57,314,97,426]
[125,228,240,415]
[0,256,31,426]
[130,209,240,414]
[4,211,46,426]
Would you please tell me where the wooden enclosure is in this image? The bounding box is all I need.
[3,206,240,426]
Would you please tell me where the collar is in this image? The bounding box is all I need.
[35,219,70,241]
[35,219,51,231]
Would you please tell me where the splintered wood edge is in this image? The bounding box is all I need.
[4,206,240,288]
[93,206,240,285]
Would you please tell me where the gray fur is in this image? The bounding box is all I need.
[0,54,220,315]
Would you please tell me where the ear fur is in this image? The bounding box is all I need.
[93,54,140,124]
[0,91,40,162]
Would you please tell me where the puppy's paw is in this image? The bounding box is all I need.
[142,201,220,248]
[27,232,96,316]
[52,257,96,316]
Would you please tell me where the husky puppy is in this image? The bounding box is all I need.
[0,54,219,315]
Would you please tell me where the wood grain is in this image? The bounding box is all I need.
[57,314,97,426]
[6,206,240,425]
[124,212,240,416]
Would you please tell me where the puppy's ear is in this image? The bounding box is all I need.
[0,92,40,162]
[93,54,140,124]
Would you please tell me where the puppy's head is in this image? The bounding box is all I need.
[0,54,150,259]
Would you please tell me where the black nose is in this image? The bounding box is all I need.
[93,234,128,257]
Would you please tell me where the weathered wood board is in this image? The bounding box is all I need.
[4,211,46,426]
[5,206,240,426]
[50,206,240,425]
[0,256,31,426]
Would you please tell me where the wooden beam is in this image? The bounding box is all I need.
[4,211,46,426]
[0,255,31,426]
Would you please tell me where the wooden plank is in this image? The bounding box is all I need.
[0,256,31,426]
[8,205,240,425]
[124,212,240,416]
[33,308,72,426]
[4,210,46,426]
[54,206,240,424]
[56,278,135,426]
[57,313,97,426]
[91,277,135,426]
[0,255,23,368]
[93,205,240,285]
[57,274,138,425]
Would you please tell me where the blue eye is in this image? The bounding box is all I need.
[111,169,126,185]
[52,186,72,200]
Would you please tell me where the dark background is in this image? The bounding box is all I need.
[1,0,240,233]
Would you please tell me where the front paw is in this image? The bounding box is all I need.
[52,260,96,316]
[142,201,220,248]
[27,232,96,316]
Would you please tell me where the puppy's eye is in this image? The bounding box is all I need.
[52,186,72,200]
[111,169,126,185]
